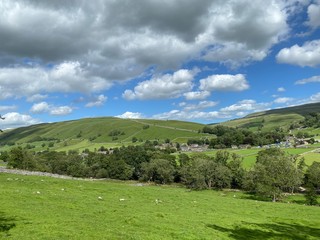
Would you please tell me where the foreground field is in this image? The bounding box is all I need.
[1,173,320,239]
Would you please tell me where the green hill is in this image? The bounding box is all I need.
[220,102,320,131]
[0,117,208,152]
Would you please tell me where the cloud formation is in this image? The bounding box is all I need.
[295,75,320,84]
[85,95,108,107]
[199,74,249,92]
[274,97,294,104]
[30,102,73,116]
[306,0,320,29]
[220,99,270,114]
[2,112,40,129]
[183,91,210,100]
[0,0,317,125]
[0,0,293,98]
[116,112,144,119]
[276,40,320,67]
[123,69,196,100]
[0,62,111,99]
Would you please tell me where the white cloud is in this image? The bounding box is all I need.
[199,74,249,92]
[220,99,270,113]
[152,110,229,121]
[27,94,48,102]
[277,87,286,92]
[202,43,268,68]
[274,97,294,104]
[116,112,144,119]
[182,101,218,111]
[295,75,320,84]
[50,106,73,116]
[0,0,294,91]
[306,0,320,29]
[123,69,196,100]
[0,105,17,112]
[30,102,73,116]
[30,102,50,114]
[310,92,320,102]
[183,91,210,100]
[276,40,320,67]
[153,99,273,122]
[0,62,112,100]
[85,95,108,107]
[2,112,40,129]
[201,0,289,66]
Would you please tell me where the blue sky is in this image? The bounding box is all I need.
[0,0,320,129]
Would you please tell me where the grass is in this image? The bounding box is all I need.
[301,152,320,165]
[0,117,208,152]
[221,113,304,132]
[1,173,320,239]
[221,102,320,132]
[194,147,320,169]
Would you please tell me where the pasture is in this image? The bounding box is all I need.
[1,173,320,239]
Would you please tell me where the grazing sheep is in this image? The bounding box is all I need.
[98,196,103,200]
[119,198,125,201]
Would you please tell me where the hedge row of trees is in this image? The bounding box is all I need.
[202,125,286,148]
[1,145,319,204]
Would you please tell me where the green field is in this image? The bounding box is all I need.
[1,173,320,239]
[221,102,320,132]
[192,147,320,169]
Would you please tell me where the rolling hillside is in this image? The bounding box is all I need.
[220,102,320,131]
[0,117,209,151]
[1,102,319,152]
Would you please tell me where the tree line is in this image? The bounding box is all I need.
[1,144,319,204]
[201,125,286,148]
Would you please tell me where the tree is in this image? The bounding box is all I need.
[7,147,37,170]
[227,154,245,189]
[107,159,133,180]
[244,148,303,202]
[141,159,175,184]
[305,184,318,206]
[305,162,320,190]
[180,153,232,190]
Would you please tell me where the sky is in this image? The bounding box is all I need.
[1,0,320,129]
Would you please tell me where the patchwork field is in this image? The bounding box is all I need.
[1,173,320,239]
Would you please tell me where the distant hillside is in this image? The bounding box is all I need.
[221,102,320,131]
[0,117,208,152]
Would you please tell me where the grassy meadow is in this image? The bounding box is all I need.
[1,173,320,239]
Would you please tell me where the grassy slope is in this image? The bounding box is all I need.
[0,118,208,151]
[220,102,320,131]
[1,173,320,239]
[189,147,320,169]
